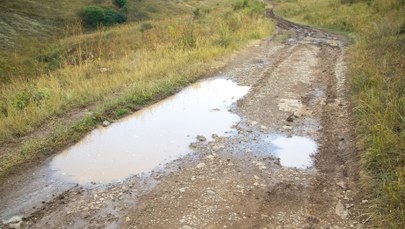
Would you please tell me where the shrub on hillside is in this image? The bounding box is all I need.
[81,6,105,28]
[104,8,127,25]
[113,0,127,8]
[81,6,127,28]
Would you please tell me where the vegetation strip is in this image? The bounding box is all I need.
[274,0,404,227]
[0,0,273,176]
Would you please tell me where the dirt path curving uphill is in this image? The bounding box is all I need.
[1,9,363,229]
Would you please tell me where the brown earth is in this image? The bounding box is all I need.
[1,9,366,229]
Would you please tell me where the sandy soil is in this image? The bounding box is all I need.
[1,9,364,229]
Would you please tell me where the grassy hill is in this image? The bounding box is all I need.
[0,0,259,80]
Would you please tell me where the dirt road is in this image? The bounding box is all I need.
[1,10,363,229]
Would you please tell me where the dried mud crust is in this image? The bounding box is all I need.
[3,10,362,229]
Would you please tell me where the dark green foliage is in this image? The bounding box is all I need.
[113,0,127,8]
[233,0,249,10]
[193,8,200,18]
[81,6,105,28]
[80,6,127,28]
[103,7,127,25]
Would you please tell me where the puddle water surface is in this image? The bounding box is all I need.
[269,136,317,168]
[50,78,249,184]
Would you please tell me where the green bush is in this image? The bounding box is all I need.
[81,6,127,28]
[113,0,127,8]
[81,6,105,28]
[233,0,249,10]
[103,8,127,25]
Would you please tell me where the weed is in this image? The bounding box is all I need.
[116,108,129,117]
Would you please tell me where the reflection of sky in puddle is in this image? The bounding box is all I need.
[269,136,317,168]
[50,78,250,184]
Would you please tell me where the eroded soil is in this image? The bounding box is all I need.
[1,10,363,229]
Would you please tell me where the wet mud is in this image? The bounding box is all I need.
[1,8,362,229]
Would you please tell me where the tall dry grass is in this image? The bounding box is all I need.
[0,0,273,174]
[275,0,405,227]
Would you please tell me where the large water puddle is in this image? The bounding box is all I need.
[268,135,317,168]
[50,78,250,184]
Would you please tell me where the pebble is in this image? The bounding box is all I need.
[336,181,346,190]
[2,216,23,225]
[196,135,207,142]
[196,163,206,169]
[335,201,348,219]
[282,125,292,130]
[102,120,111,127]
[205,155,215,160]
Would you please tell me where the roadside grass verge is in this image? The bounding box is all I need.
[0,0,273,175]
[274,0,405,227]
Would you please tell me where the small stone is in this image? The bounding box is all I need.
[282,125,292,130]
[99,68,109,73]
[251,121,259,125]
[336,181,346,190]
[286,114,294,122]
[254,175,259,180]
[102,120,111,127]
[9,222,21,229]
[191,176,196,181]
[197,135,207,142]
[361,199,369,204]
[205,155,215,160]
[179,188,186,193]
[335,201,349,219]
[212,145,224,151]
[126,217,131,222]
[206,189,216,195]
[2,216,23,225]
[212,134,219,138]
[196,163,206,169]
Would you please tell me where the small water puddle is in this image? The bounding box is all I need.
[268,136,317,168]
[50,78,249,184]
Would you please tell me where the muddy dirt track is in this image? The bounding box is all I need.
[1,9,365,229]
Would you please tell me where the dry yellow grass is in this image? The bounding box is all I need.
[0,0,273,174]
